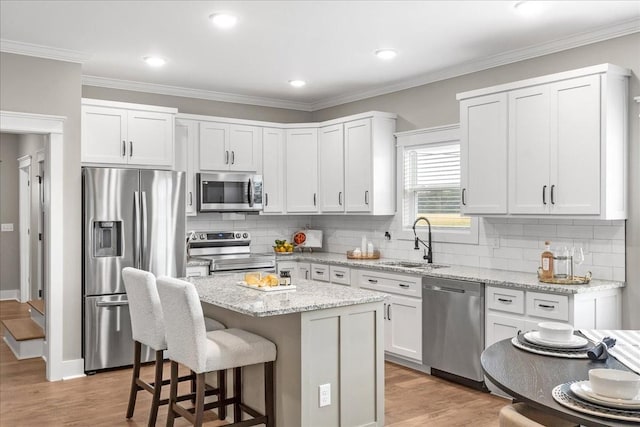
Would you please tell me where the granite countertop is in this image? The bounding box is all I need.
[278,252,625,295]
[188,273,386,317]
[187,257,211,267]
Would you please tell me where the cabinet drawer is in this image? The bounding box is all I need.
[330,265,350,285]
[486,286,525,314]
[358,271,421,298]
[526,291,569,321]
[311,264,330,282]
[186,265,208,278]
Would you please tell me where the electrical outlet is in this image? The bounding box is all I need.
[319,383,331,407]
[1,223,14,232]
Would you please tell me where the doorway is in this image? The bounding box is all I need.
[17,155,31,303]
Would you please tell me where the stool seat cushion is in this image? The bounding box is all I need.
[204,328,276,372]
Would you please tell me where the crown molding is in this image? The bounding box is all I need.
[310,18,640,111]
[81,75,313,112]
[0,39,92,63]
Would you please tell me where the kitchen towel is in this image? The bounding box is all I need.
[581,330,640,375]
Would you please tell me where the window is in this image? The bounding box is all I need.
[396,125,477,244]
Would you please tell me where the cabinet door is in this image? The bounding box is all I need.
[508,86,551,214]
[297,263,311,280]
[344,118,372,212]
[285,128,318,212]
[318,124,345,212]
[460,93,508,214]
[311,264,330,282]
[127,111,174,167]
[386,294,422,361]
[81,105,128,164]
[199,122,230,170]
[549,75,601,215]
[262,128,285,213]
[229,124,259,171]
[176,120,198,215]
[485,312,525,348]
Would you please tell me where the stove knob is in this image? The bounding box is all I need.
[190,234,197,241]
[199,234,206,240]
[243,232,249,239]
[235,233,241,239]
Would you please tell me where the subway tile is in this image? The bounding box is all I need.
[593,225,625,240]
[493,247,523,260]
[523,224,557,237]
[591,253,625,268]
[556,225,593,239]
[613,267,626,282]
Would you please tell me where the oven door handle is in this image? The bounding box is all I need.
[248,178,254,207]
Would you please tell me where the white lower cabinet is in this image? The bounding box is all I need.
[485,285,621,348]
[297,263,311,280]
[358,270,422,362]
[186,265,209,278]
[311,263,330,282]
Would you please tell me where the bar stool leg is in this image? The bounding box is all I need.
[194,373,206,427]
[217,370,226,420]
[126,341,142,419]
[148,350,164,427]
[167,361,179,427]
[233,367,242,422]
[265,361,275,427]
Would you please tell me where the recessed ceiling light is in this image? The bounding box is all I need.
[289,80,306,88]
[210,13,238,29]
[143,56,166,67]
[375,49,397,60]
[513,1,544,17]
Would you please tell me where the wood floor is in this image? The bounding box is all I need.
[0,300,506,426]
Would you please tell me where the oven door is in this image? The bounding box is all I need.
[198,173,262,212]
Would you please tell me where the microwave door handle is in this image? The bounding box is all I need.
[248,178,254,207]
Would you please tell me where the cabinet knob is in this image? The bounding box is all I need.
[461,188,466,206]
[129,141,133,157]
[231,151,235,165]
[225,150,229,164]
[122,140,126,157]
[265,193,269,206]
[542,185,547,205]
[364,190,369,205]
[550,185,555,205]
[339,191,342,206]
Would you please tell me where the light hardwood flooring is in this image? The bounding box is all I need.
[0,300,505,426]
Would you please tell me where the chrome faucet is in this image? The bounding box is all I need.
[412,216,433,264]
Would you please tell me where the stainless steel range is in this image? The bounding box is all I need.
[188,231,276,274]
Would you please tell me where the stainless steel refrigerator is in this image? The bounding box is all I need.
[82,167,185,372]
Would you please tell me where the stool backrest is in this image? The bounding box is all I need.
[122,267,167,350]
[156,276,208,373]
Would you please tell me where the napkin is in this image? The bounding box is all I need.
[587,336,616,362]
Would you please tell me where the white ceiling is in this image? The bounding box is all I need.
[1,1,639,111]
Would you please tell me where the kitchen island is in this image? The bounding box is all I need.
[188,274,387,427]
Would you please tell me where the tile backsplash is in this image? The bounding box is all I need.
[187,214,626,282]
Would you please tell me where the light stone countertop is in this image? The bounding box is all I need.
[188,273,386,317]
[278,252,625,295]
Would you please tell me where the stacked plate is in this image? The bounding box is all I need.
[553,382,640,423]
[569,381,640,410]
[522,331,589,349]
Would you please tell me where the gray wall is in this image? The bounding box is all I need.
[0,133,20,295]
[312,33,640,329]
[82,86,312,123]
[0,52,82,360]
[17,134,45,300]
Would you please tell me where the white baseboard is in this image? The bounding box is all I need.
[0,289,19,301]
[61,358,85,380]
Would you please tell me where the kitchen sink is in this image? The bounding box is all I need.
[379,261,449,269]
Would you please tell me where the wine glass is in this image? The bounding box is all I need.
[571,246,585,278]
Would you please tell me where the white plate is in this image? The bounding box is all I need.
[553,384,640,423]
[523,331,588,348]
[570,381,640,409]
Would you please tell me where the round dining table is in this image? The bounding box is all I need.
[481,338,639,427]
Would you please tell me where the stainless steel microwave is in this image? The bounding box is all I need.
[197,172,263,212]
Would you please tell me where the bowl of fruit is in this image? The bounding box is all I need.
[274,239,295,254]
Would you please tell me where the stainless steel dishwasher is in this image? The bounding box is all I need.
[422,276,487,390]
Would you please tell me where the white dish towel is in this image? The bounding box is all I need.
[581,329,640,375]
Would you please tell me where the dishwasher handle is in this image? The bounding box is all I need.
[424,285,465,294]
[422,278,483,297]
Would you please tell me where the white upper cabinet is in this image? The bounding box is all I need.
[344,119,372,212]
[459,93,508,215]
[318,124,345,212]
[175,119,198,216]
[286,128,318,213]
[262,127,285,213]
[81,99,176,167]
[458,64,630,219]
[199,122,260,172]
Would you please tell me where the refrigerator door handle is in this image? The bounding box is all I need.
[96,300,129,307]
[134,191,141,268]
[141,191,148,268]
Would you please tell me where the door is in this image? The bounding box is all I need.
[344,119,372,212]
[84,294,154,371]
[550,75,601,215]
[386,294,422,361]
[83,167,139,296]
[127,110,174,167]
[460,93,508,214]
[508,86,551,214]
[139,170,186,278]
[286,128,318,212]
[81,105,127,164]
[318,124,344,212]
[200,122,230,170]
[262,128,284,213]
[229,124,259,171]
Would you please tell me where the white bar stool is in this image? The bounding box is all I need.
[157,276,277,427]
[122,267,226,426]
[499,403,578,427]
